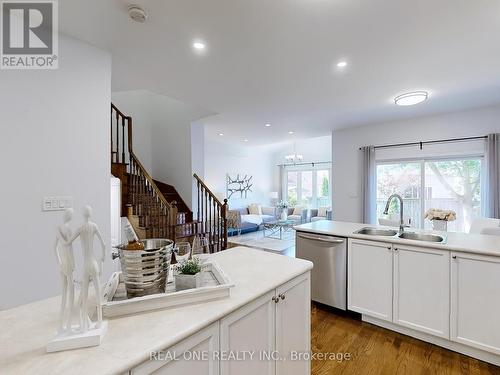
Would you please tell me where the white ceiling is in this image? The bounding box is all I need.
[60,0,500,145]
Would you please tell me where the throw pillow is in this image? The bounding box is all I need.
[318,207,328,217]
[248,204,262,215]
[293,206,304,215]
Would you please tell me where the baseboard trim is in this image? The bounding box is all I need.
[362,315,500,366]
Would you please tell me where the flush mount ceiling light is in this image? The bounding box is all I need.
[265,123,271,127]
[288,131,294,135]
[336,61,348,68]
[128,5,148,23]
[218,133,224,136]
[394,91,429,106]
[192,41,206,50]
[244,139,249,142]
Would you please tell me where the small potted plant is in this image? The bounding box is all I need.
[175,257,203,291]
[276,200,289,221]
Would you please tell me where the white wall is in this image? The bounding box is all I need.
[111,90,213,210]
[111,90,153,172]
[149,94,212,209]
[0,36,111,309]
[332,105,500,223]
[191,121,205,218]
[204,140,275,209]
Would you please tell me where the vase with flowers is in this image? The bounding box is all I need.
[425,209,457,232]
[276,200,289,221]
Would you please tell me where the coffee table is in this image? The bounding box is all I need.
[263,219,296,240]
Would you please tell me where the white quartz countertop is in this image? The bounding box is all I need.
[0,247,312,375]
[294,220,500,257]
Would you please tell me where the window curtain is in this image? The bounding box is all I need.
[278,165,285,201]
[361,146,376,224]
[486,133,500,219]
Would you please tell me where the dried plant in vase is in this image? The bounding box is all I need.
[175,257,204,291]
[425,209,457,231]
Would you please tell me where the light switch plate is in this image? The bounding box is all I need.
[43,196,73,211]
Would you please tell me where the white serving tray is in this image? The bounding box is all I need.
[102,260,234,318]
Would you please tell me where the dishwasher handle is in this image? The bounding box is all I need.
[297,233,345,244]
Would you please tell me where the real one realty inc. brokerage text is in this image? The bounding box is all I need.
[150,350,352,362]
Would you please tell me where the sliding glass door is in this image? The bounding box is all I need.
[284,168,331,208]
[376,162,422,229]
[376,157,483,232]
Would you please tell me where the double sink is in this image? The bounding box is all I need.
[354,227,446,243]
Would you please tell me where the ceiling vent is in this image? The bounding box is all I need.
[128,5,147,23]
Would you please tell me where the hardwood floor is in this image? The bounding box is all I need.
[311,303,500,375]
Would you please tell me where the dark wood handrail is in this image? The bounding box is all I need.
[193,173,228,251]
[111,103,227,251]
[111,103,129,120]
[193,173,225,206]
[132,151,173,210]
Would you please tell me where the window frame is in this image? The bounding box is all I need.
[376,154,484,231]
[282,165,332,208]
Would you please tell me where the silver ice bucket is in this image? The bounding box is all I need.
[116,239,173,298]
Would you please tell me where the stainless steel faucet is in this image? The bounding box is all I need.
[383,194,405,235]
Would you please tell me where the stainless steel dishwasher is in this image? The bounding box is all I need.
[296,231,347,310]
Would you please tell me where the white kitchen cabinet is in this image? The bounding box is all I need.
[131,272,311,375]
[220,273,311,375]
[393,244,449,338]
[220,291,276,375]
[131,322,220,375]
[348,239,393,321]
[276,273,311,375]
[451,252,500,355]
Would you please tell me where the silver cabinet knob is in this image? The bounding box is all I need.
[387,246,392,250]
[272,296,279,303]
[452,255,457,259]
[279,293,285,300]
[394,247,398,251]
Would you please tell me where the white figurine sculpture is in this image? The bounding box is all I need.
[54,208,75,334]
[69,205,106,332]
[47,205,108,353]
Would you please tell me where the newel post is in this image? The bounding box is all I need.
[170,200,178,242]
[222,199,228,250]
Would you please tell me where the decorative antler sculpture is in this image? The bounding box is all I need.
[226,173,253,199]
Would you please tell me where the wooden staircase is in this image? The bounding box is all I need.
[110,103,228,251]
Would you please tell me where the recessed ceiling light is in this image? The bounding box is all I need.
[395,91,429,106]
[218,133,224,136]
[336,61,348,68]
[192,41,206,50]
[288,131,294,135]
[265,123,271,127]
[244,139,249,142]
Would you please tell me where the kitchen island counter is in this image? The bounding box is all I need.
[0,247,312,375]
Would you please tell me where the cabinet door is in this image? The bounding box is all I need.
[220,291,276,375]
[393,245,449,338]
[348,239,393,321]
[451,252,500,355]
[131,322,219,375]
[276,273,311,375]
